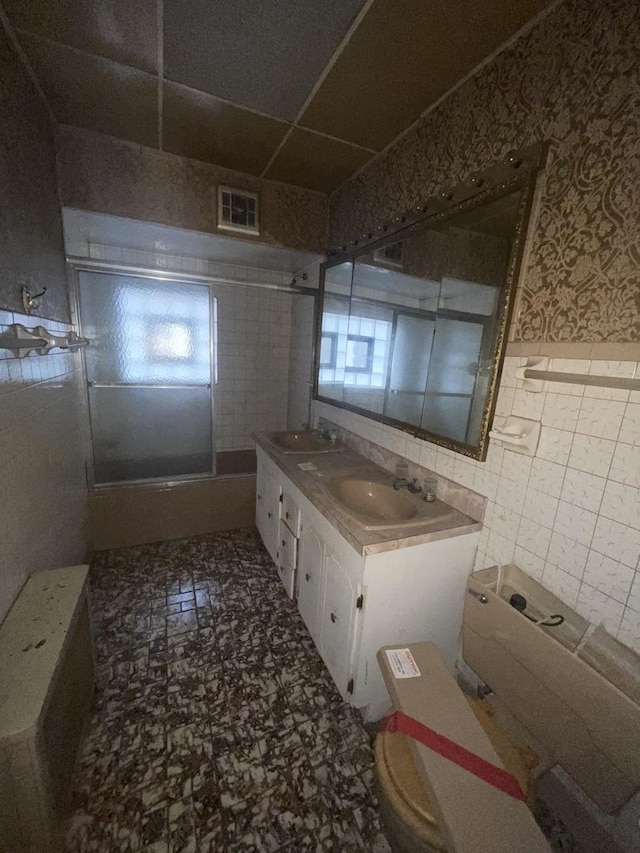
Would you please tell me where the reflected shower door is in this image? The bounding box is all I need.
[385,313,435,426]
[78,271,213,483]
[420,317,484,443]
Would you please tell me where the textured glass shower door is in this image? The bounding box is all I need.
[78,271,213,484]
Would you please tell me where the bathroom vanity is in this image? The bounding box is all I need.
[254,432,482,720]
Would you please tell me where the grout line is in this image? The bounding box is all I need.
[328,0,565,199]
[0,4,56,125]
[157,0,164,150]
[260,0,376,178]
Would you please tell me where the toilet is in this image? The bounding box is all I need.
[374,565,640,853]
[375,697,537,853]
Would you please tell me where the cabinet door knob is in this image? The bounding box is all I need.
[282,540,286,547]
[267,512,272,518]
[257,494,262,500]
[285,511,290,519]
[330,612,337,623]
[305,573,310,582]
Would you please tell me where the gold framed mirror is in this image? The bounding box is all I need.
[313,145,546,461]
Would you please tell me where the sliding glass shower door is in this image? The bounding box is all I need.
[77,271,213,484]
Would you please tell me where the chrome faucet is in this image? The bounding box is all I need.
[393,476,422,493]
[313,422,336,442]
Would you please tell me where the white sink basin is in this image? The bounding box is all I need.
[269,431,340,454]
[325,479,454,530]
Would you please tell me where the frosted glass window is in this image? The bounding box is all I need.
[79,272,211,386]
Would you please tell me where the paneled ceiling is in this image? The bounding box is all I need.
[3,0,554,194]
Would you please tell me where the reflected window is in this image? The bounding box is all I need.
[320,311,391,388]
[320,332,338,368]
[345,335,373,373]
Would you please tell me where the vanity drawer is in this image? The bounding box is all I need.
[281,490,300,536]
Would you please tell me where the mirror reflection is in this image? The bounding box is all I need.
[316,183,531,459]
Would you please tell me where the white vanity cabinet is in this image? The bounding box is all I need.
[255,445,479,720]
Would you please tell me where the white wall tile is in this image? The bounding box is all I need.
[553,501,598,546]
[576,397,625,440]
[625,573,640,615]
[537,426,573,465]
[583,550,634,604]
[576,584,624,634]
[609,442,640,488]
[495,477,526,515]
[560,468,605,514]
[547,532,589,580]
[513,546,545,581]
[591,516,640,568]
[529,457,566,498]
[517,516,552,559]
[500,449,532,484]
[568,434,615,477]
[0,354,88,621]
[541,564,580,608]
[619,402,640,446]
[600,481,640,530]
[315,354,640,655]
[617,608,640,655]
[522,487,558,528]
[542,394,581,431]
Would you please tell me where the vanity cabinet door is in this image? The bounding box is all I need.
[277,521,297,599]
[297,522,324,639]
[319,548,360,697]
[281,490,300,536]
[256,457,280,564]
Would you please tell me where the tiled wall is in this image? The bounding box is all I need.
[313,356,640,656]
[0,310,89,622]
[287,292,315,430]
[215,285,292,451]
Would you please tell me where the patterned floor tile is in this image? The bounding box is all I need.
[65,526,581,852]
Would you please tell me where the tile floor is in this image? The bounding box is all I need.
[66,529,391,852]
[67,527,584,853]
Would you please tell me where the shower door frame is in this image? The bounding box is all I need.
[69,263,219,489]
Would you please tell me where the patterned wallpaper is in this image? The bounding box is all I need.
[56,126,329,255]
[330,0,640,343]
[0,26,69,322]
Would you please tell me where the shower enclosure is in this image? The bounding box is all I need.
[77,270,215,484]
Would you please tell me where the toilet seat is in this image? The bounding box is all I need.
[375,698,537,853]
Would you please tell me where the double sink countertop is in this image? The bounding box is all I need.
[254,432,482,557]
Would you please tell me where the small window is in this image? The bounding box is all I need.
[345,334,374,373]
[218,186,259,235]
[374,240,404,269]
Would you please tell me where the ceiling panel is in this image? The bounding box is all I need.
[263,128,372,194]
[163,0,365,121]
[4,0,157,73]
[163,82,289,176]
[299,0,553,150]
[21,35,158,148]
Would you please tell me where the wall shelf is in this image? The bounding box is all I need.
[0,323,89,358]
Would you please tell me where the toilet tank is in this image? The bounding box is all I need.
[461,565,640,814]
